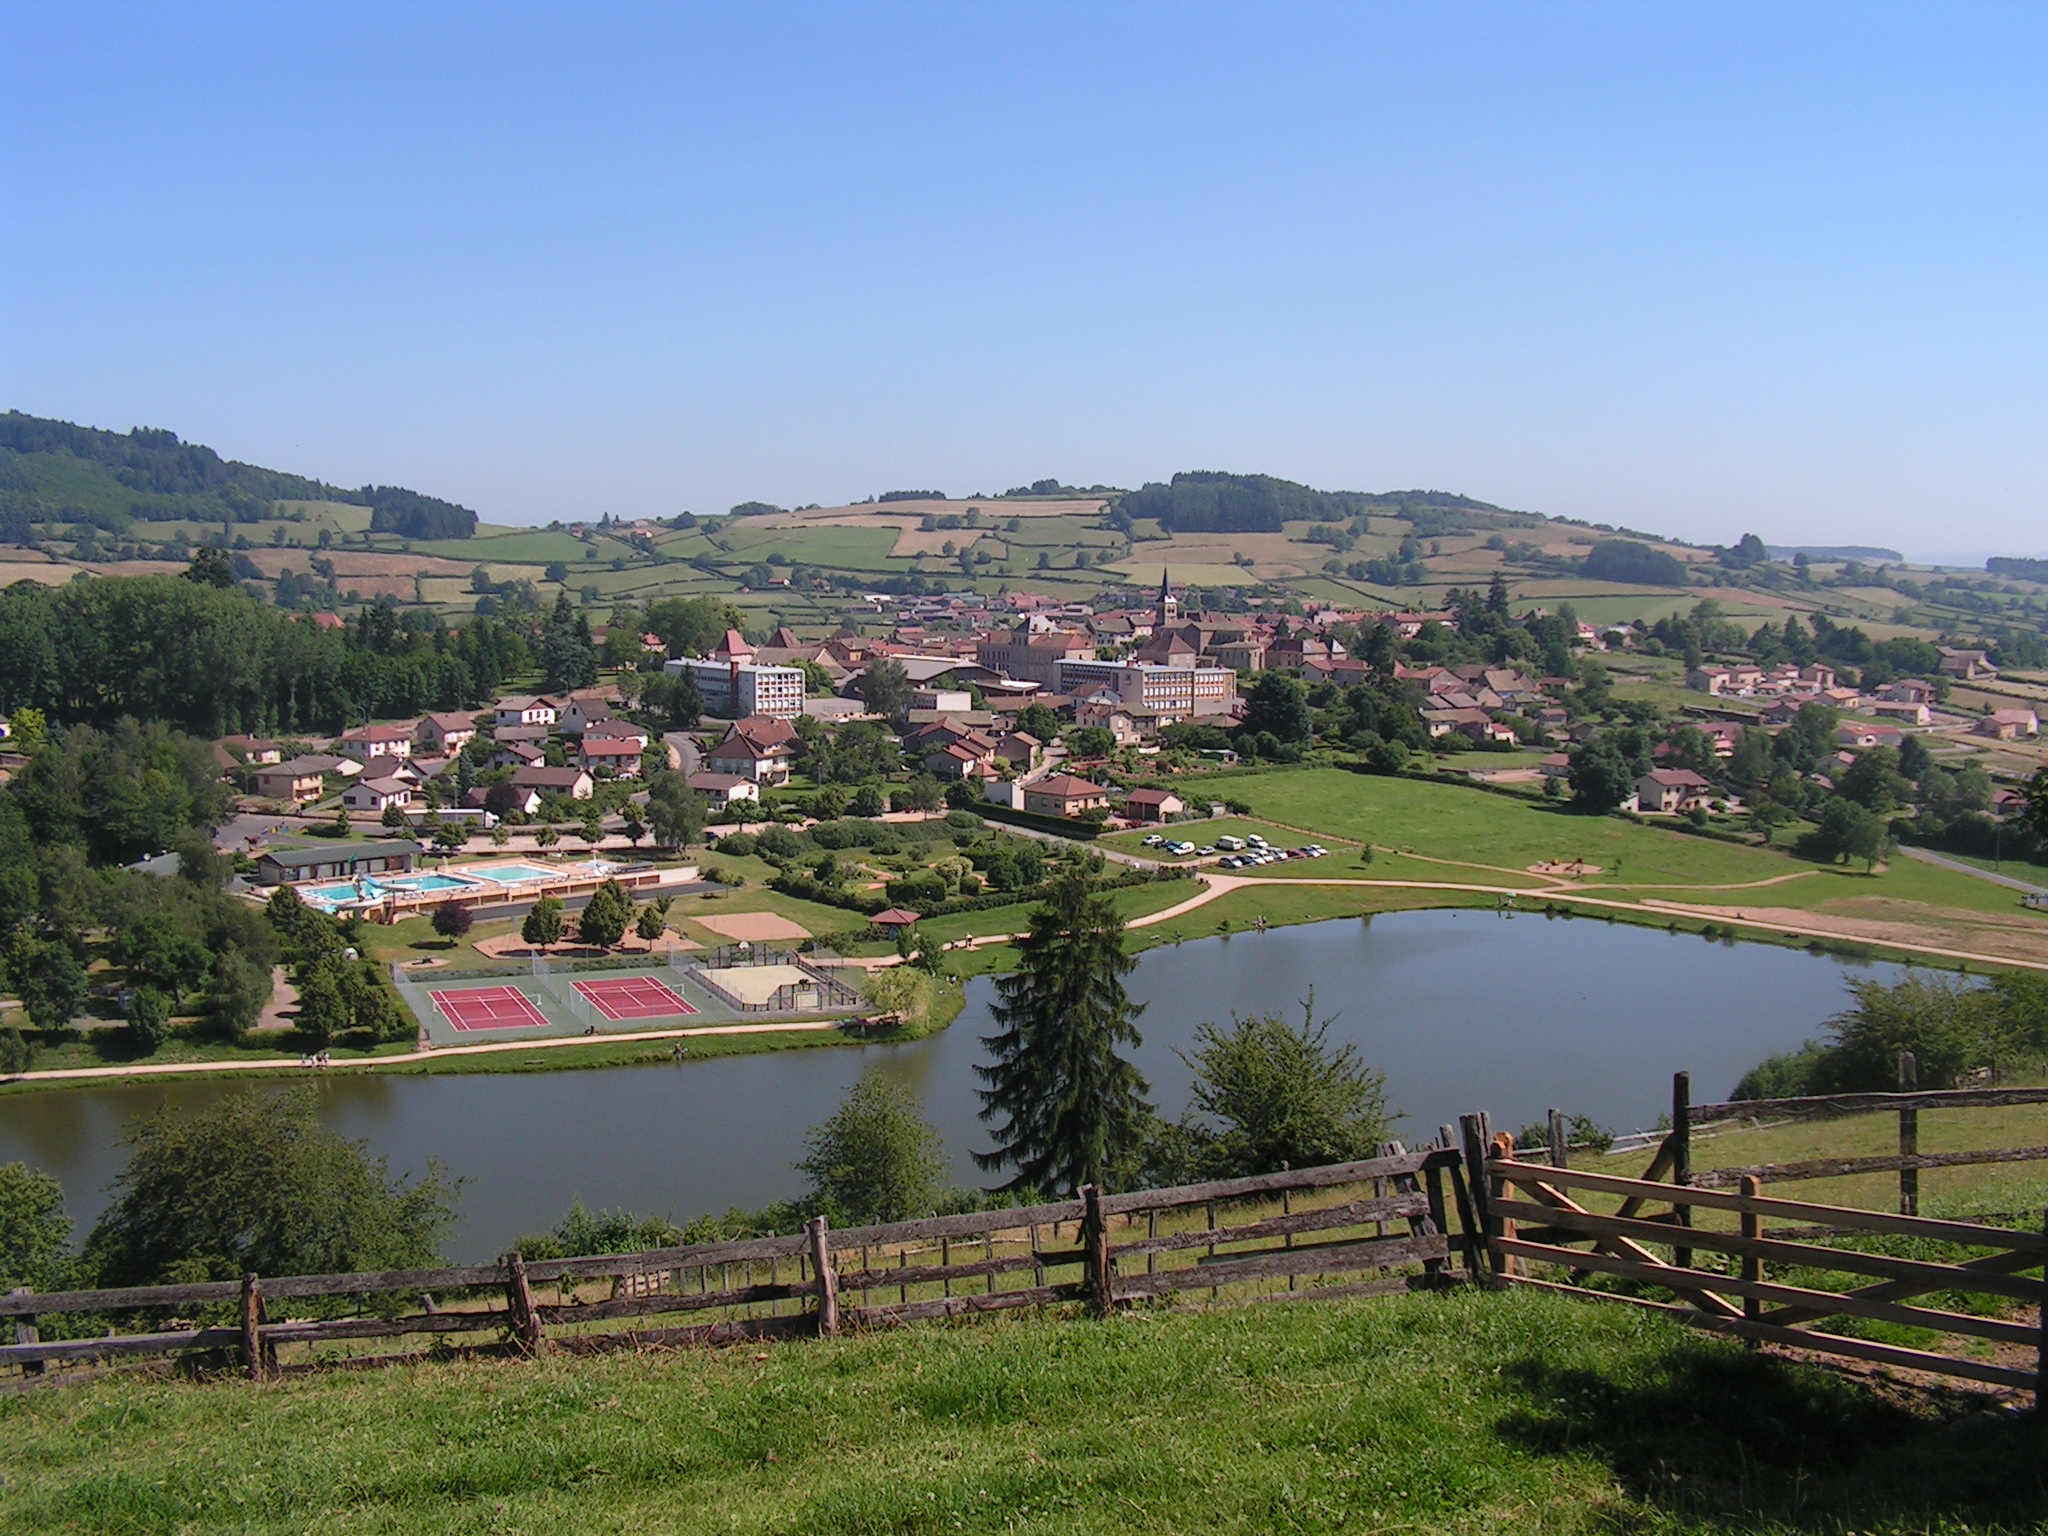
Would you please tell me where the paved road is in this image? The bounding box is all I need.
[1896,844,2048,896]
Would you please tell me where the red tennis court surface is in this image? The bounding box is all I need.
[572,975,699,1021]
[431,985,551,1032]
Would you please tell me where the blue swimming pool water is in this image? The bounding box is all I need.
[380,873,477,893]
[459,864,558,884]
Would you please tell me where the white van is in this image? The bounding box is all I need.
[1215,836,1245,851]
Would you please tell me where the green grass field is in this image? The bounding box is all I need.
[2,1288,2037,1534]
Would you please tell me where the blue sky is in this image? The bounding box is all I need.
[3,2,2044,559]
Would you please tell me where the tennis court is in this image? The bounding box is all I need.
[430,985,552,1032]
[571,975,700,1021]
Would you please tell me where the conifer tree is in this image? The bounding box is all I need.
[974,875,1150,1193]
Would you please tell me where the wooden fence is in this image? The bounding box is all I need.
[0,1145,1471,1387]
[1613,1066,2048,1217]
[1462,1104,2048,1397]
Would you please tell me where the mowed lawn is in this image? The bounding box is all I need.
[2,1289,2038,1535]
[1174,769,2044,922]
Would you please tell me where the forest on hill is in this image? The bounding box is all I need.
[0,412,476,540]
[1120,470,1511,534]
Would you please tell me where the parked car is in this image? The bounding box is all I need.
[1141,834,1164,847]
[1197,846,1216,857]
[1215,835,1245,851]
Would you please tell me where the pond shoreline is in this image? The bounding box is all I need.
[2,870,2020,1097]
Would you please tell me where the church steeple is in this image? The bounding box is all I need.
[1157,569,1178,627]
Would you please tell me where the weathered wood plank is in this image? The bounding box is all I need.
[1507,1274,2037,1391]
[1095,1150,1444,1218]
[834,1252,1046,1292]
[1108,1195,1429,1259]
[825,1201,1087,1251]
[1495,1237,2035,1346]
[536,1285,798,1325]
[1115,1234,1446,1297]
[1692,1145,2048,1189]
[1490,1199,2047,1303]
[1488,1161,2048,1253]
[547,1313,814,1354]
[1505,1181,1742,1319]
[1690,1086,2048,1122]
[849,1285,1078,1326]
[0,1327,242,1365]
[264,1311,513,1344]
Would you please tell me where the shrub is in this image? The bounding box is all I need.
[129,986,172,1053]
[431,902,474,940]
[710,830,756,856]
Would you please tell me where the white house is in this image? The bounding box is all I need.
[338,722,416,763]
[342,776,414,814]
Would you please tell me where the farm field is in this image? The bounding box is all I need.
[1,1287,2033,1534]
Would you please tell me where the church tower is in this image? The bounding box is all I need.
[1157,569,1178,628]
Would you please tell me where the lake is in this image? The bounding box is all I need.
[0,909,1899,1260]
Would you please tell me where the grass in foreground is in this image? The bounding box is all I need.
[1,1289,2039,1534]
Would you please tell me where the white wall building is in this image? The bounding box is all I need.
[664,657,806,720]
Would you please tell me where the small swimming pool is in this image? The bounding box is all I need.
[458,864,559,885]
[380,874,479,893]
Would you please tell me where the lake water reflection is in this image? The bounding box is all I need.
[0,909,1898,1259]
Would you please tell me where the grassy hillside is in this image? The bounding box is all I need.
[2,1288,2038,1533]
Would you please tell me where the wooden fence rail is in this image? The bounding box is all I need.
[1,1146,1475,1386]
[1476,1149,2048,1395]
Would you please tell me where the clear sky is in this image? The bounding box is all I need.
[3,2,2044,560]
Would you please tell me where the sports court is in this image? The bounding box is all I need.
[571,975,699,1021]
[430,985,552,1032]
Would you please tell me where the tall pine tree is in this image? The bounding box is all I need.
[974,875,1150,1194]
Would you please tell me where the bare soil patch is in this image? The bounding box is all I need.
[1647,896,2048,964]
[696,911,811,942]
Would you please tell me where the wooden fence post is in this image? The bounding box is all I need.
[1547,1109,1567,1169]
[9,1287,42,1377]
[1458,1113,1500,1286]
[2038,1208,2047,1412]
[504,1251,543,1354]
[1739,1175,1762,1335]
[1082,1185,1113,1318]
[808,1216,838,1338]
[1672,1072,1693,1271]
[1899,1051,1919,1217]
[239,1274,265,1382]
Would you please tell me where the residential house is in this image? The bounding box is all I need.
[494,695,560,729]
[560,697,618,736]
[253,757,331,804]
[467,783,541,817]
[1876,679,1937,705]
[1538,752,1573,780]
[488,740,546,771]
[1870,700,1933,727]
[687,772,761,808]
[994,732,1040,769]
[415,713,478,756]
[705,716,800,785]
[925,741,999,782]
[1634,769,1715,814]
[342,776,413,814]
[338,722,416,763]
[1122,787,1186,823]
[1837,723,1905,750]
[218,735,283,765]
[577,734,649,777]
[510,765,595,801]
[1938,647,1997,680]
[1976,708,2041,740]
[1021,773,1111,818]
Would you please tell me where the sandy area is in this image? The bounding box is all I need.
[1528,861,1605,877]
[1641,896,2048,965]
[695,911,811,942]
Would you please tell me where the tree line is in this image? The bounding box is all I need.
[0,570,534,736]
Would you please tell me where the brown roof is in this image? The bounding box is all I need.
[1029,773,1106,800]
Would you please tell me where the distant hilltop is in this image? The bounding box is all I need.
[1765,545,1903,563]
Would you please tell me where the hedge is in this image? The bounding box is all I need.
[969,803,1104,840]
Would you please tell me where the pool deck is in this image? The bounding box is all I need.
[293,859,695,918]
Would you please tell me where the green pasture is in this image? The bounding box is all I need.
[5,1287,2035,1534]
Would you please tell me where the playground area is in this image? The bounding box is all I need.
[393,947,862,1046]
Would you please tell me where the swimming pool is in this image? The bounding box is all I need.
[457,864,559,885]
[379,874,480,893]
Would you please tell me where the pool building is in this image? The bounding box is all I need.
[255,840,424,887]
